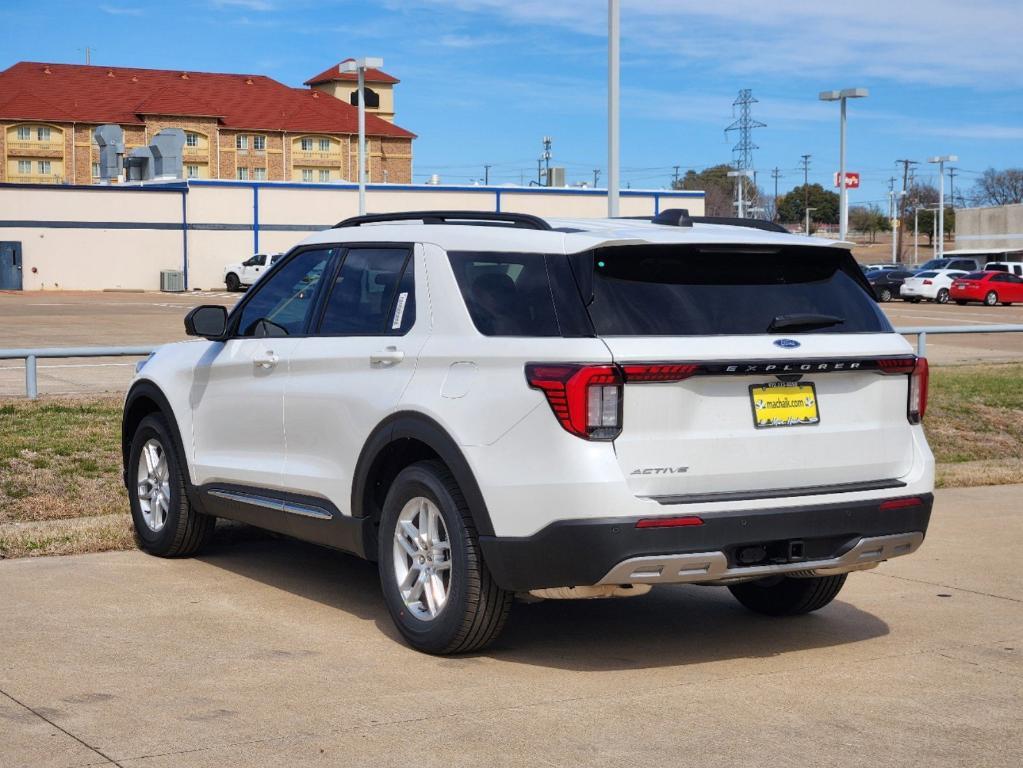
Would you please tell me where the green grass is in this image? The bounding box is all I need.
[1,370,1021,559]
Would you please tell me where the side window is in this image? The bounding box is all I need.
[448,252,562,337]
[234,248,335,337]
[318,248,414,335]
[992,273,1009,282]
[255,254,267,266]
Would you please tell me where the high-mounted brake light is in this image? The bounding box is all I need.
[526,364,623,440]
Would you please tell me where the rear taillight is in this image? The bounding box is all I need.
[877,356,927,423]
[621,363,698,383]
[526,364,623,440]
[909,357,928,423]
[922,279,933,285]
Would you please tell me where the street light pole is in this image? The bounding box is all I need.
[607,0,620,217]
[914,206,919,265]
[340,57,383,215]
[819,88,867,242]
[928,154,958,260]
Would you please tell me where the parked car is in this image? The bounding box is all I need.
[899,269,967,303]
[863,263,907,272]
[867,269,917,302]
[223,252,284,291]
[950,270,1023,306]
[918,257,982,272]
[983,261,1023,277]
[123,209,934,654]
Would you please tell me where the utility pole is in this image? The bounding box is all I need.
[593,169,601,188]
[800,154,811,229]
[483,164,491,186]
[536,157,543,186]
[542,136,552,187]
[607,0,620,216]
[672,165,681,188]
[948,167,958,209]
[895,159,918,261]
[771,167,782,222]
[85,46,91,65]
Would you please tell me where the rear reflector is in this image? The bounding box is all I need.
[635,515,704,529]
[880,497,923,511]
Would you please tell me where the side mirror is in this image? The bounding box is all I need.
[184,305,228,339]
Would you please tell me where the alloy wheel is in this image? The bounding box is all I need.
[136,438,170,532]
[392,497,452,621]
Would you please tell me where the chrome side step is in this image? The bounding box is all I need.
[596,532,924,586]
[208,489,333,520]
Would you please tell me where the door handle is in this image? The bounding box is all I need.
[370,346,405,366]
[254,350,279,369]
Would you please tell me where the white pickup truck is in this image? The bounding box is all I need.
[223,253,283,291]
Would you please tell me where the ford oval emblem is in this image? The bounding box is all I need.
[774,338,801,349]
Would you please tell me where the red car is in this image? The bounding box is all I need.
[950,271,1023,306]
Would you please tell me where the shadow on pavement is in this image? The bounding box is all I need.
[200,527,890,671]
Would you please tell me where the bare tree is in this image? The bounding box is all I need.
[972,168,1023,206]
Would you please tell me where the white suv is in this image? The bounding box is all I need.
[123,210,934,654]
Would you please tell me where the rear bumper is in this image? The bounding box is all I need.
[479,493,933,592]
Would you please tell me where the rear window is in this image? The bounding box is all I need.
[915,271,938,278]
[585,245,891,336]
[962,272,987,280]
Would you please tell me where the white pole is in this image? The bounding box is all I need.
[936,159,944,259]
[607,0,620,217]
[839,96,848,241]
[914,207,919,265]
[358,64,367,215]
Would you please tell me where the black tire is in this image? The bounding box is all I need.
[225,272,241,292]
[955,300,968,306]
[985,290,998,306]
[378,460,512,654]
[910,297,922,303]
[936,288,950,304]
[1002,302,1013,307]
[728,574,847,616]
[128,413,215,557]
[879,288,892,302]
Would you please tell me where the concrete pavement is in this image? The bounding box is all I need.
[1,484,1020,767]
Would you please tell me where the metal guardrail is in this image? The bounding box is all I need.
[0,346,155,399]
[1,324,1022,399]
[896,325,1023,356]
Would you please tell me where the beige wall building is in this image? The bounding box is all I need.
[0,60,415,186]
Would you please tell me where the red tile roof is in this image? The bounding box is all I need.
[0,61,415,138]
[304,59,400,86]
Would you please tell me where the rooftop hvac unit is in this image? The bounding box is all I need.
[160,269,185,292]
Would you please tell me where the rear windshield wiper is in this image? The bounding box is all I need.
[768,313,845,332]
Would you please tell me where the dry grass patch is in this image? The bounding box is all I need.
[0,396,125,524]
[0,514,134,558]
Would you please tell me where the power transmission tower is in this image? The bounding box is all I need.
[800,154,812,223]
[896,159,918,259]
[725,89,766,217]
[771,167,782,222]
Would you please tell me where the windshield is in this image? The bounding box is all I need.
[585,245,890,336]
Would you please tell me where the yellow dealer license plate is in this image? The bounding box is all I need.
[749,382,820,429]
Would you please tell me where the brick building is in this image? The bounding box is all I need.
[0,60,415,185]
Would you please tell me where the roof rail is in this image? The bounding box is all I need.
[333,210,553,230]
[652,208,789,234]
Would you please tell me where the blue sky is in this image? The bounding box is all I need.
[2,0,1021,206]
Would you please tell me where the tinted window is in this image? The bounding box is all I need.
[586,245,890,336]
[235,248,334,337]
[448,252,562,336]
[319,248,414,335]
[915,271,938,278]
[950,260,976,270]
[992,273,1010,282]
[962,272,988,280]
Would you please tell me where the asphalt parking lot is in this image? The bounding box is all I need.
[0,484,1020,767]
[0,290,1021,397]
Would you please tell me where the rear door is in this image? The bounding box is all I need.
[581,244,918,500]
[993,272,1023,302]
[283,244,425,515]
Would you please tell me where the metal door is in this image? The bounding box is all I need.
[0,242,22,290]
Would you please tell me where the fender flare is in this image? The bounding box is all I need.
[122,380,201,508]
[352,411,495,537]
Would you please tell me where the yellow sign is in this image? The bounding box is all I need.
[750,382,820,429]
